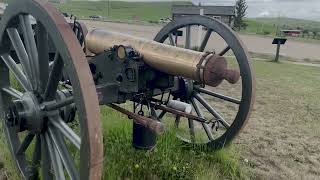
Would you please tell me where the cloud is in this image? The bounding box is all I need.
[259,11,270,17]
[192,0,320,21]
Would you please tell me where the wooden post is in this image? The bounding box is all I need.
[197,8,204,48]
[274,41,281,62]
[185,25,191,49]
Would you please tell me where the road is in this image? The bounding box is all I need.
[82,20,320,61]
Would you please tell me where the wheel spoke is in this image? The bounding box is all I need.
[199,29,212,52]
[16,133,35,155]
[40,134,53,180]
[2,87,23,99]
[0,54,32,91]
[48,127,80,180]
[194,93,230,128]
[49,116,81,149]
[36,22,49,94]
[185,25,191,49]
[28,135,41,179]
[44,132,66,180]
[19,15,39,90]
[157,110,166,119]
[6,28,34,88]
[187,118,195,142]
[191,97,213,141]
[168,33,176,46]
[44,52,64,101]
[195,87,241,104]
[183,100,195,142]
[174,115,180,128]
[219,46,231,56]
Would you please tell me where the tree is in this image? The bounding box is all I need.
[234,0,248,31]
[312,31,317,39]
[302,29,309,38]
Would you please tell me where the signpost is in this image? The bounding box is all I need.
[173,30,183,45]
[272,37,287,62]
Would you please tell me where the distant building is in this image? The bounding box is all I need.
[172,5,235,27]
[281,29,303,37]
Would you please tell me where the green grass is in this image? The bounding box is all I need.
[0,107,245,179]
[52,1,320,42]
[243,18,320,42]
[253,17,320,32]
[100,107,244,179]
[242,19,278,36]
[54,1,191,23]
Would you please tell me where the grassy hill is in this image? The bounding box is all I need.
[244,19,279,35]
[4,0,320,36]
[242,17,320,41]
[55,1,191,22]
[54,1,320,38]
[253,17,320,31]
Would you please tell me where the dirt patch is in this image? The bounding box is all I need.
[235,61,320,179]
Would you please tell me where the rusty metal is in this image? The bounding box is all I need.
[86,29,239,87]
[109,104,165,135]
[202,54,240,86]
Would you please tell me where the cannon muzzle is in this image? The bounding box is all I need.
[86,29,240,87]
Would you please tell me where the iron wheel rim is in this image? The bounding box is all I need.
[154,15,255,149]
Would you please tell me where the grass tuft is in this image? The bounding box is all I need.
[100,107,245,179]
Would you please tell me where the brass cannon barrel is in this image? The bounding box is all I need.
[86,29,240,87]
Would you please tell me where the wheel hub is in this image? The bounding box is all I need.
[5,92,45,133]
[172,78,194,100]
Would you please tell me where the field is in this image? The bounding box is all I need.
[52,1,320,40]
[1,57,320,179]
[55,1,191,22]
[243,18,320,43]
[238,60,320,178]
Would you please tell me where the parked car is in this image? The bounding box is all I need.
[89,15,102,20]
[158,18,171,24]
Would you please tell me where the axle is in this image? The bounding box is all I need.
[86,29,240,87]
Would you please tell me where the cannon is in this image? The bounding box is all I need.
[0,0,255,179]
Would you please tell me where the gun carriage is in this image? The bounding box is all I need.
[0,0,255,179]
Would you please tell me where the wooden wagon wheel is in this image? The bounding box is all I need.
[0,0,103,179]
[154,16,255,149]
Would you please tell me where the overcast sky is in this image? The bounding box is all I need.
[113,0,320,21]
[192,0,320,21]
